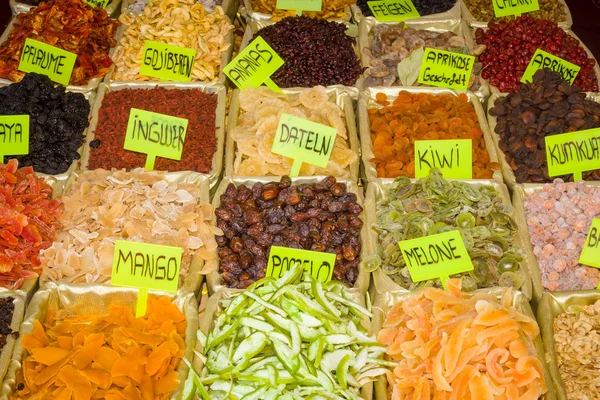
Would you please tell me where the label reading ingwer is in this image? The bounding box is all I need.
[0,115,29,162]
[521,49,581,85]
[224,36,284,91]
[266,246,337,283]
[418,48,475,91]
[493,0,539,17]
[18,38,77,86]
[140,40,197,82]
[414,139,472,179]
[580,219,600,269]
[545,127,600,181]
[368,0,420,22]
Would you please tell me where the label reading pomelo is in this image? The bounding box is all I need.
[579,219,600,270]
[112,241,182,317]
[271,113,337,177]
[418,48,475,90]
[368,0,420,22]
[545,127,600,181]
[81,0,110,8]
[521,49,580,85]
[493,0,539,17]
[224,36,284,93]
[266,246,336,283]
[139,41,196,82]
[124,108,188,170]
[276,0,322,15]
[0,115,29,163]
[414,139,472,179]
[398,230,473,289]
[18,38,77,86]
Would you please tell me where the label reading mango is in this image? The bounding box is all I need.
[276,0,322,13]
[81,0,110,8]
[18,38,77,86]
[398,230,473,287]
[139,41,197,82]
[224,36,284,92]
[579,219,600,269]
[545,128,600,181]
[493,0,539,17]
[0,115,29,163]
[266,246,337,283]
[418,48,475,91]
[271,113,337,177]
[124,108,188,170]
[521,49,581,85]
[414,139,473,179]
[368,0,420,22]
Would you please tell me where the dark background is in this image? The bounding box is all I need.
[0,0,598,61]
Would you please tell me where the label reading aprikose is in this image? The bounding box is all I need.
[521,49,581,85]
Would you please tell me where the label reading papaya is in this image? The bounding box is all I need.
[368,0,420,22]
[579,219,600,269]
[18,38,77,86]
[139,41,196,82]
[545,128,600,181]
[414,139,472,179]
[224,36,284,92]
[124,108,188,170]
[276,0,322,13]
[493,0,539,17]
[0,115,29,163]
[398,230,473,286]
[266,246,336,283]
[82,0,110,8]
[418,48,475,91]
[521,49,581,85]
[271,113,337,177]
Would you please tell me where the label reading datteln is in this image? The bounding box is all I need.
[493,0,539,17]
[18,38,77,86]
[276,0,322,14]
[418,48,475,90]
[368,0,420,22]
[521,49,581,85]
[81,0,110,8]
[0,115,29,163]
[414,139,472,179]
[139,41,197,82]
[266,246,336,283]
[580,219,600,270]
[398,230,473,287]
[124,108,188,170]
[224,36,284,92]
[545,128,600,181]
[271,113,337,177]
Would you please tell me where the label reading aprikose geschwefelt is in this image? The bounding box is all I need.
[418,48,475,91]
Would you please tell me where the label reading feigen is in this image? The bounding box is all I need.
[418,48,475,91]
[139,40,197,82]
[276,0,322,13]
[124,108,189,170]
[521,49,581,85]
[368,0,420,22]
[493,0,539,17]
[580,219,600,270]
[0,115,29,162]
[545,127,600,181]
[398,230,473,285]
[271,113,337,177]
[224,36,284,91]
[18,38,77,86]
[266,246,336,283]
[81,0,110,8]
[414,139,473,179]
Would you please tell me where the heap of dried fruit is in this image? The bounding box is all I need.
[0,160,63,290]
[13,296,186,399]
[40,169,217,284]
[368,91,498,178]
[215,176,363,288]
[369,169,526,291]
[253,16,362,88]
[524,179,600,291]
[253,0,354,20]
[379,280,547,399]
[357,0,456,17]
[0,0,118,86]
[89,87,217,172]
[554,299,600,399]
[113,0,233,82]
[475,16,598,92]
[231,87,357,177]
[465,0,566,23]
[490,69,600,183]
[0,297,15,350]
[126,0,224,13]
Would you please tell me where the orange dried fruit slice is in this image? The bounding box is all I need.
[31,348,71,366]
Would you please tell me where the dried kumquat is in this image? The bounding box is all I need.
[369,91,499,179]
[12,296,186,400]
